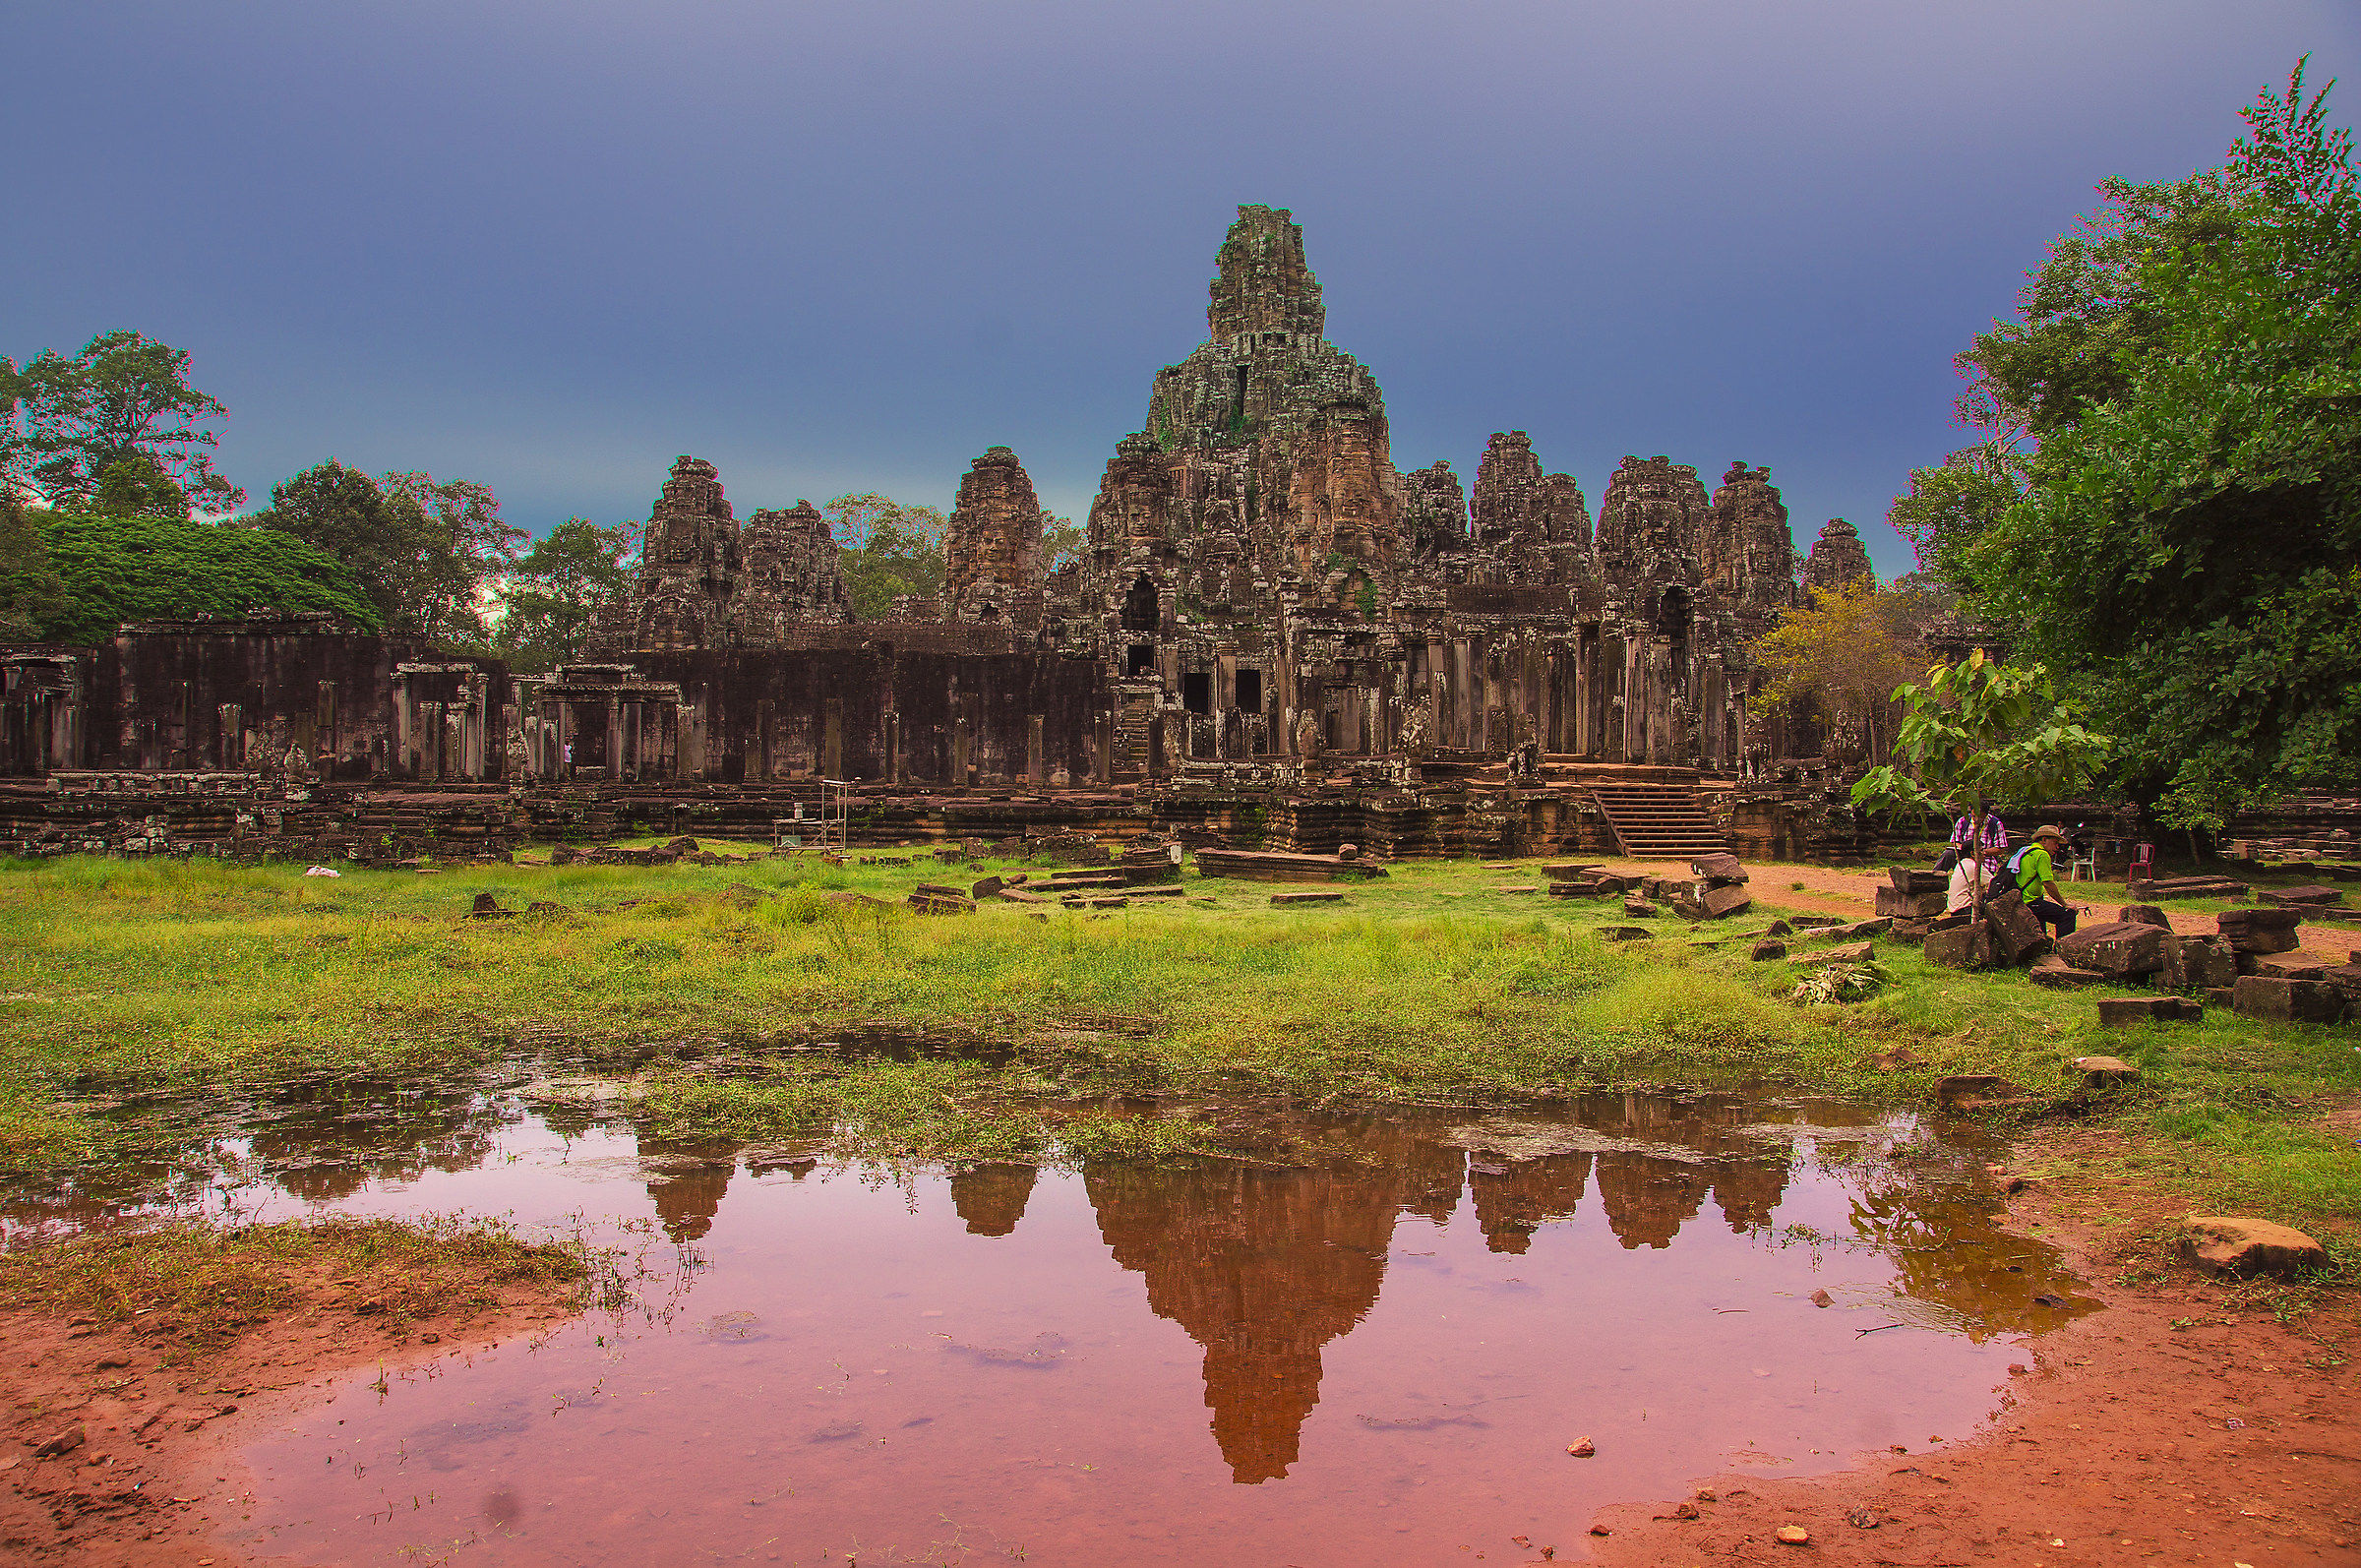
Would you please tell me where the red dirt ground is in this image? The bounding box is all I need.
[1573,1126,2361,1568]
[0,1258,579,1566]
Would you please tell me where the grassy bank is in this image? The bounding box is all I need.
[2,850,2354,1245]
[0,1215,584,1356]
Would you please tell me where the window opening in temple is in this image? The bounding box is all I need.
[977,603,999,621]
[1127,644,1155,678]
[1121,573,1159,633]
[1182,673,1211,715]
[1660,586,1693,694]
[1235,669,1262,712]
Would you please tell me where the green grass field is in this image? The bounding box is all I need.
[2,849,2354,1251]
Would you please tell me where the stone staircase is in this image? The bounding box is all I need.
[1590,782,1730,859]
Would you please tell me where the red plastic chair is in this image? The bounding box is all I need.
[2127,843,2156,883]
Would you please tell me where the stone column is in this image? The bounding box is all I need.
[822,697,844,781]
[1094,711,1114,785]
[1027,714,1044,784]
[393,674,411,776]
[216,704,242,769]
[444,708,466,783]
[605,695,623,782]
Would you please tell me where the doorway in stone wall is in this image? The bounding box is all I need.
[1121,573,1160,633]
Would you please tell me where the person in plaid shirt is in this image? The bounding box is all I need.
[1936,811,2007,873]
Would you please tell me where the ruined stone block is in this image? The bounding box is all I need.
[2096,995,2200,1027]
[1698,884,1752,919]
[2218,907,2302,953]
[1888,866,1948,896]
[1982,893,2050,965]
[1875,885,1947,919]
[1689,853,1748,885]
[1791,939,1874,966]
[1749,938,1786,961]
[1925,924,1996,970]
[1889,918,1934,944]
[2028,963,2106,989]
[2229,975,2345,1023]
[2056,921,2170,980]
[2116,904,2169,928]
[2185,935,2240,990]
[2181,1216,2330,1279]
[1271,890,1345,905]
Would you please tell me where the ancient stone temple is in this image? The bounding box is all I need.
[1066,204,1803,774]
[6,203,1918,862]
[1801,517,1874,596]
[589,455,850,652]
[942,447,1046,624]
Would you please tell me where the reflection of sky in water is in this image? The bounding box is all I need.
[5,1089,2094,1568]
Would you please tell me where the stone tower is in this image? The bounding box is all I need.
[943,447,1047,620]
[1470,430,1591,584]
[1706,462,1796,613]
[1593,455,1710,589]
[1802,517,1874,595]
[629,455,741,649]
[741,500,851,633]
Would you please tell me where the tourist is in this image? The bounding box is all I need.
[1935,810,2008,873]
[1946,848,1987,915]
[2006,824,2079,938]
[563,739,574,778]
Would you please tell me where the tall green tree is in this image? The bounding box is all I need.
[492,517,639,671]
[826,493,947,619]
[29,512,378,644]
[1930,61,2361,830]
[243,462,519,645]
[0,332,244,513]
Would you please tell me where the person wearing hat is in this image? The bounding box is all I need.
[2006,824,2078,937]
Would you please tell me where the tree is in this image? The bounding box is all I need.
[492,517,639,672]
[1933,61,2361,831]
[379,470,525,644]
[29,511,379,644]
[0,490,70,641]
[0,332,244,513]
[1851,650,2113,916]
[1887,442,2025,581]
[1042,515,1084,573]
[826,493,947,620]
[1754,578,1930,764]
[243,461,519,645]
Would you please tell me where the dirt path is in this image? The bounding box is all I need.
[1591,857,2361,964]
[1578,1126,2361,1566]
[0,1256,578,1565]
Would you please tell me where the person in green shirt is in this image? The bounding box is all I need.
[2006,824,2078,937]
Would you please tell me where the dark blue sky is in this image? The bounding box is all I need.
[8,2,2353,576]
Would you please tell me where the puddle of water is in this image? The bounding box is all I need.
[4,1089,2093,1566]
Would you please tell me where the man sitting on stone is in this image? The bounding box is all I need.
[1935,810,2007,873]
[1945,847,1988,918]
[2005,824,2078,938]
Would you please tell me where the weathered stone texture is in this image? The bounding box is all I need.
[1801,517,1873,595]
[944,447,1047,621]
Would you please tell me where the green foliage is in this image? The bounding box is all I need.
[0,491,69,640]
[1041,516,1084,573]
[1937,61,2361,826]
[827,493,947,619]
[492,517,639,671]
[0,331,243,513]
[241,462,520,646]
[1887,442,2027,580]
[1851,651,2112,907]
[30,510,380,643]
